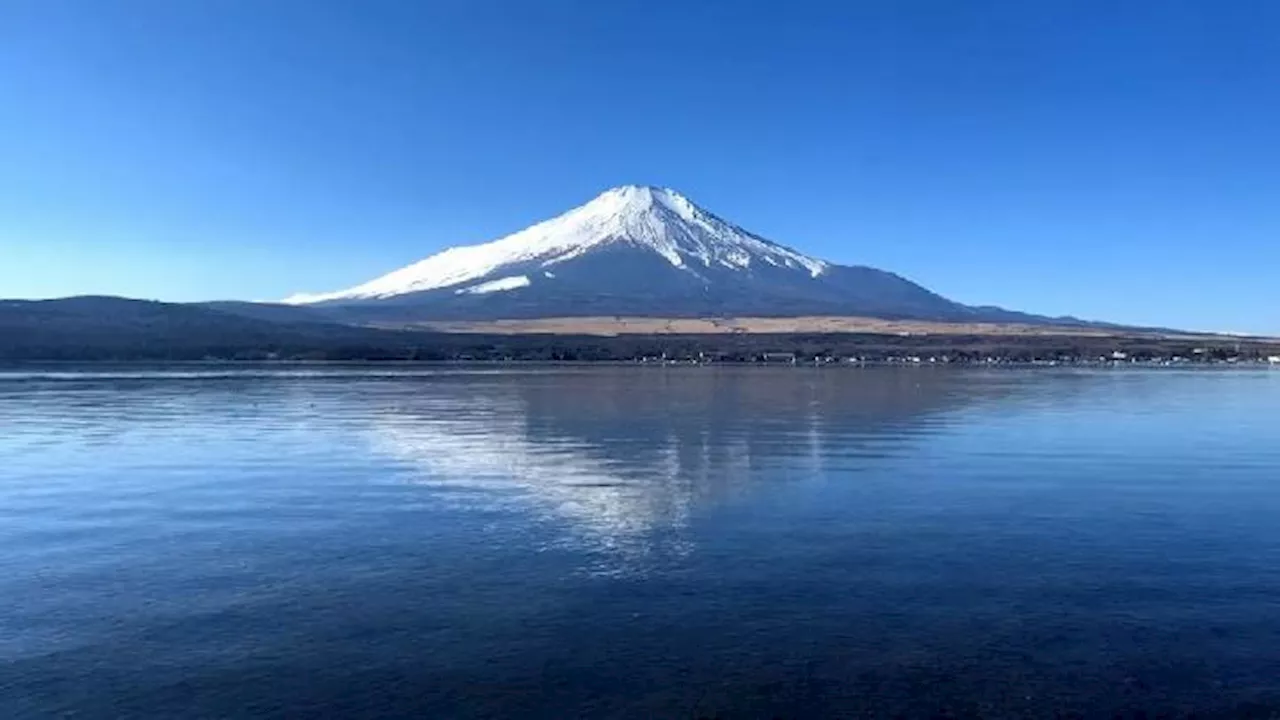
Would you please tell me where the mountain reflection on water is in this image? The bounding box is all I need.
[365,368,1020,566]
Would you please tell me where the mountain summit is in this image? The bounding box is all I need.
[283,185,1033,323]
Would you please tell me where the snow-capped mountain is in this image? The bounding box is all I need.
[286,186,828,304]
[283,185,1029,322]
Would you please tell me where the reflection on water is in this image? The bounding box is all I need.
[2,366,1280,718]
[367,369,1019,567]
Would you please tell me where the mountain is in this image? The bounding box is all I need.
[283,185,1048,324]
[0,297,408,360]
[2,296,1271,363]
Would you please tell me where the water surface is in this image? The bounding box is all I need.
[3,366,1280,717]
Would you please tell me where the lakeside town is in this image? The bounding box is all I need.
[182,342,1280,366]
[636,349,1280,367]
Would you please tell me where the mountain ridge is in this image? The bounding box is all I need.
[2,296,1275,363]
[280,185,1047,325]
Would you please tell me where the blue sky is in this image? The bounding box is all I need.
[2,0,1278,333]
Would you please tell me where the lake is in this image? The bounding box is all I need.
[2,366,1279,718]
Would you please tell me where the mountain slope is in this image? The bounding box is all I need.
[282,185,996,322]
[2,297,1266,362]
[0,297,407,359]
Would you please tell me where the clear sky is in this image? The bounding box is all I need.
[2,0,1278,333]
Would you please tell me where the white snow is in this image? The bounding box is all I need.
[453,275,531,295]
[283,185,829,304]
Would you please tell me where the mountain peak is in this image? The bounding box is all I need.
[581,185,696,221]
[597,183,683,202]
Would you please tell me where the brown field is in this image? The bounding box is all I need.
[375,315,1259,341]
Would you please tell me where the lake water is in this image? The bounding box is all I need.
[3,366,1280,718]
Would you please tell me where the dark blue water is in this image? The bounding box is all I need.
[3,366,1280,718]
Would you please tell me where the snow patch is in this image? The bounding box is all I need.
[454,275,531,295]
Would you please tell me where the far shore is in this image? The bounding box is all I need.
[375,315,1274,342]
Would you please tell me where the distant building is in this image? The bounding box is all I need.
[1268,356,1280,365]
[761,352,797,364]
